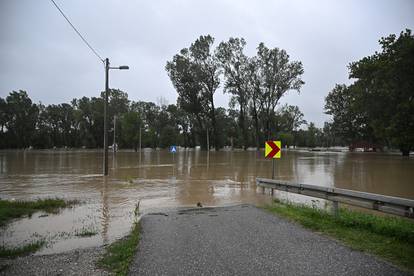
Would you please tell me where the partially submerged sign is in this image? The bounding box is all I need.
[170,145,177,153]
[265,141,281,159]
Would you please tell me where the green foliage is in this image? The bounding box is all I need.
[255,43,305,140]
[166,35,221,150]
[120,112,142,151]
[2,90,38,148]
[99,222,140,275]
[325,29,414,155]
[264,200,414,270]
[216,37,251,148]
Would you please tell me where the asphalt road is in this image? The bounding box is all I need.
[129,205,408,276]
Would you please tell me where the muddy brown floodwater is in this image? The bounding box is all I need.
[0,149,413,254]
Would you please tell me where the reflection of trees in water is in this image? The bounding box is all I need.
[290,151,337,187]
[0,154,5,174]
[333,153,414,199]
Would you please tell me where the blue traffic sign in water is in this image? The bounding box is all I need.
[170,146,177,153]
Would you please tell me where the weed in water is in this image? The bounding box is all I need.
[75,226,98,237]
[134,200,140,217]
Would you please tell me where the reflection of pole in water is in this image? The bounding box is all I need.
[112,151,116,170]
[138,125,142,169]
[206,151,210,172]
[187,150,191,175]
[172,151,175,177]
[101,177,110,244]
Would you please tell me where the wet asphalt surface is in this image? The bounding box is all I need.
[129,205,409,276]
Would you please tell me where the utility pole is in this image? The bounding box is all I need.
[103,58,129,176]
[103,58,109,176]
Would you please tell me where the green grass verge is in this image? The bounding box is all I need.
[0,198,78,226]
[0,240,46,258]
[263,200,414,271]
[98,222,140,275]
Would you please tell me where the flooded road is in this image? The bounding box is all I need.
[0,149,413,254]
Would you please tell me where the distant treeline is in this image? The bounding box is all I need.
[0,30,412,154]
[0,89,337,150]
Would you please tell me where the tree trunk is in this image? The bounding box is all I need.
[209,94,218,151]
[239,104,248,150]
[252,103,260,150]
[195,114,206,150]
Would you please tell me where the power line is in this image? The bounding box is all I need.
[50,0,104,63]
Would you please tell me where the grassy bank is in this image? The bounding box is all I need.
[263,200,414,271]
[98,222,140,275]
[0,198,78,226]
[0,198,78,258]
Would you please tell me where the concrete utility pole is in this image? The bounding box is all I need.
[103,58,129,176]
[103,58,109,176]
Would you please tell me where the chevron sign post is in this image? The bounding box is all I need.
[265,141,281,159]
[265,141,281,180]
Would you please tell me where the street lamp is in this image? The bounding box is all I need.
[103,58,129,176]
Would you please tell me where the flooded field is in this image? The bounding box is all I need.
[0,149,413,254]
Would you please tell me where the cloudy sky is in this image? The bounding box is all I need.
[1,0,413,127]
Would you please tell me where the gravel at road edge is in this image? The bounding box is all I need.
[0,246,110,276]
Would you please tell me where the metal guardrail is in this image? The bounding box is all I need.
[256,178,414,219]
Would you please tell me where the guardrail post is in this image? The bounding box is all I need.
[332,201,339,218]
[271,188,274,196]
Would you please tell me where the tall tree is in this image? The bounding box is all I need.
[248,56,263,149]
[189,35,221,150]
[348,29,414,155]
[325,30,414,155]
[4,90,38,148]
[121,112,142,151]
[255,43,304,140]
[325,84,371,144]
[166,45,208,149]
[216,38,251,149]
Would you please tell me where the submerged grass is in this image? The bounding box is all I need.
[263,199,414,271]
[98,222,140,276]
[0,198,78,226]
[0,198,79,258]
[0,240,46,258]
[75,226,98,237]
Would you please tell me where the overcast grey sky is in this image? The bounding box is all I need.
[1,0,413,127]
